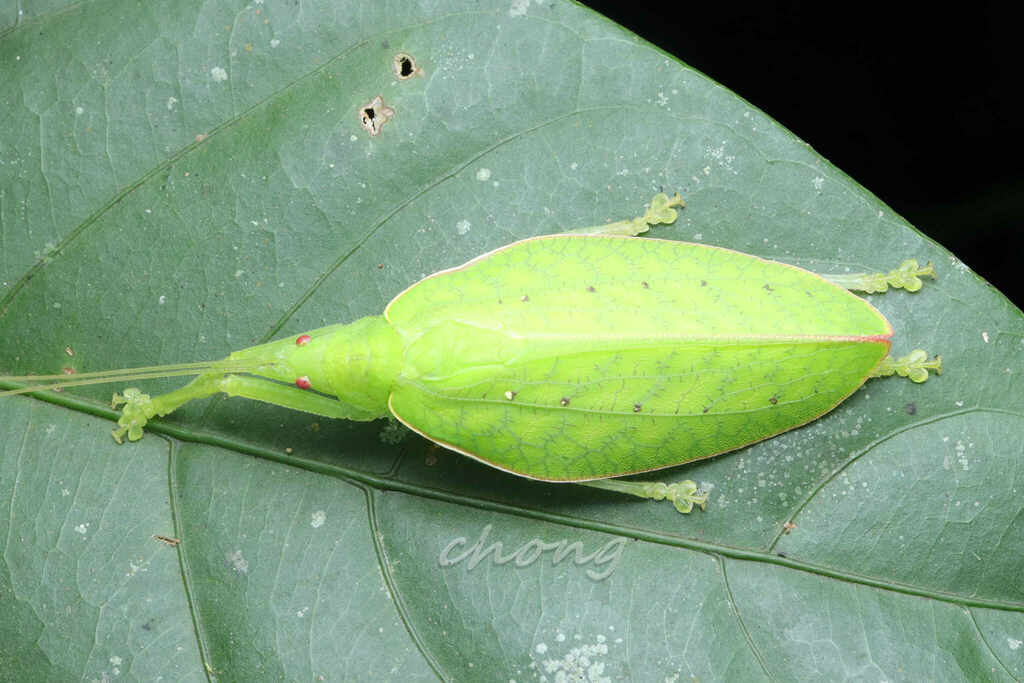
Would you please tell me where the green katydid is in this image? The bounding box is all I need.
[0,193,940,513]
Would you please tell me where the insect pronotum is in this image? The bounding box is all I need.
[1,194,941,513]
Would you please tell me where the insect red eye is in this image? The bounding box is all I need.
[296,376,312,389]
[296,334,312,346]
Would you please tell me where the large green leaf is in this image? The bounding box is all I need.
[2,1,1021,680]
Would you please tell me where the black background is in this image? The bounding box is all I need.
[581,2,1022,308]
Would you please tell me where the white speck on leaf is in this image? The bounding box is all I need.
[535,636,612,682]
[476,168,492,181]
[127,559,149,577]
[956,440,969,471]
[508,0,531,17]
[812,176,825,191]
[75,106,84,115]
[270,38,280,48]
[211,66,228,82]
[227,549,249,574]
[1009,638,1022,650]
[535,643,547,654]
[158,295,166,305]
[311,510,326,528]
[75,523,89,535]
[456,219,471,235]
[982,331,990,343]
[167,96,178,110]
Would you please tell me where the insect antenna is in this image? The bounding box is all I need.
[0,358,275,397]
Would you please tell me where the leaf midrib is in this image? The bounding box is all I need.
[8,386,1022,614]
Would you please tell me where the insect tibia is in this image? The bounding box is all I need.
[569,192,685,237]
[579,478,708,514]
[111,372,234,442]
[870,349,942,383]
[824,259,936,293]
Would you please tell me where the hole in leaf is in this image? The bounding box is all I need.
[359,95,395,136]
[393,52,423,80]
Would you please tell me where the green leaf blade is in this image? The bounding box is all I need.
[2,1,1021,680]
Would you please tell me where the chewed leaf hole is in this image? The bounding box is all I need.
[393,53,423,79]
[359,95,395,136]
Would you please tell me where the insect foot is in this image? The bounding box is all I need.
[870,349,942,383]
[620,192,685,236]
[886,259,936,292]
[641,192,685,229]
[110,388,156,443]
[639,480,708,514]
[581,478,709,514]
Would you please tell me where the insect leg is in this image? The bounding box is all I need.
[821,259,936,293]
[577,477,708,514]
[568,192,684,236]
[111,372,360,443]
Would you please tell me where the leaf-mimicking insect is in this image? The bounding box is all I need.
[1,194,941,513]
